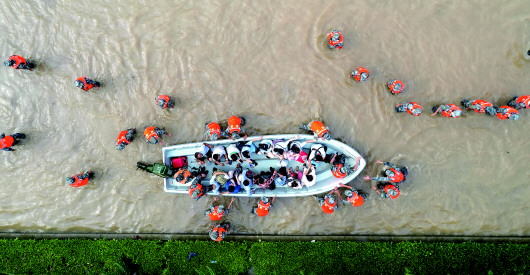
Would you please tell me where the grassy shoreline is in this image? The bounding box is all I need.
[0,239,527,274]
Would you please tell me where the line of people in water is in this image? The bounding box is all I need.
[327,31,528,120]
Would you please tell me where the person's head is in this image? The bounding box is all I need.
[452,110,462,117]
[291,180,299,188]
[322,132,332,140]
[411,108,422,116]
[231,132,240,139]
[440,105,450,111]
[385,169,395,177]
[157,99,166,108]
[217,205,225,212]
[175,172,185,182]
[230,154,238,161]
[261,196,269,203]
[242,150,251,158]
[386,185,400,198]
[257,177,265,184]
[517,102,526,109]
[209,231,219,241]
[306,174,314,182]
[4,60,13,67]
[228,185,235,192]
[243,179,250,186]
[65,177,75,184]
[510,114,519,120]
[278,167,287,177]
[192,189,200,198]
[259,143,270,151]
[360,72,368,81]
[315,155,324,161]
[149,137,158,144]
[344,190,353,197]
[326,195,335,204]
[116,143,126,151]
[274,148,284,155]
[213,154,220,161]
[195,152,205,160]
[209,133,218,140]
[290,145,301,154]
[74,80,84,88]
[332,32,340,41]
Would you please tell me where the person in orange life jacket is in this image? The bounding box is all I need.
[225,116,247,140]
[350,67,370,82]
[66,171,94,188]
[115,128,136,151]
[318,192,338,214]
[331,155,361,179]
[188,181,207,201]
[252,196,275,217]
[338,183,366,207]
[495,106,519,120]
[327,29,344,49]
[508,95,530,110]
[173,167,193,184]
[300,120,331,140]
[203,143,229,166]
[144,126,171,145]
[205,122,223,141]
[4,55,35,70]
[194,143,213,166]
[209,223,230,242]
[155,95,175,109]
[74,77,101,91]
[373,182,400,199]
[205,198,234,221]
[363,161,408,184]
[431,104,462,118]
[0,133,26,151]
[395,102,423,116]
[387,80,406,95]
[461,99,496,115]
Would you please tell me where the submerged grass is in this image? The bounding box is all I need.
[0,239,527,274]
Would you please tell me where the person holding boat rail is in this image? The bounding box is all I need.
[331,156,361,179]
[252,196,274,217]
[300,120,331,140]
[318,192,338,214]
[363,161,408,184]
[205,122,223,141]
[339,184,366,207]
[188,181,207,201]
[205,198,235,221]
[373,183,400,199]
[225,115,247,140]
[209,223,230,242]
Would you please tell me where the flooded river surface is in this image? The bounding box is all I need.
[1,0,530,236]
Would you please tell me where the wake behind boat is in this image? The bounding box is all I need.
[157,134,365,198]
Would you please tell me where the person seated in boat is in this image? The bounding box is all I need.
[188,181,207,201]
[252,197,274,217]
[286,167,303,189]
[373,183,400,199]
[210,168,230,195]
[256,139,276,159]
[0,133,26,151]
[331,155,361,179]
[363,161,408,184]
[308,144,334,165]
[173,167,199,185]
[74,77,101,91]
[209,223,230,242]
[115,128,136,151]
[238,169,256,196]
[226,143,243,164]
[256,168,277,190]
[301,162,316,187]
[431,104,462,118]
[285,139,313,164]
[338,184,366,207]
[194,143,213,166]
[273,167,288,187]
[144,126,171,145]
[205,122,223,141]
[461,99,496,115]
[236,139,259,167]
[203,143,229,166]
[300,120,332,140]
[66,171,94,188]
[225,115,247,140]
[508,95,530,110]
[318,192,338,214]
[4,55,35,70]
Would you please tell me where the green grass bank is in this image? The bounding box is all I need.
[0,239,528,274]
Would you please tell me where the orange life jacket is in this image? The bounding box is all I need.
[211,226,227,242]
[208,207,225,221]
[405,102,423,116]
[388,168,405,183]
[115,130,131,146]
[441,104,461,118]
[309,121,328,138]
[144,127,159,142]
[8,55,27,69]
[383,185,400,199]
[496,106,519,120]
[351,67,370,82]
[0,135,15,149]
[76,77,97,91]
[255,200,271,217]
[347,192,365,207]
[331,164,347,178]
[174,168,192,184]
[516,96,530,109]
[70,174,89,188]
[188,183,205,199]
[388,80,405,95]
[227,116,242,133]
[327,31,344,49]
[469,100,493,113]
[321,198,337,214]
[156,95,172,108]
[207,122,221,137]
